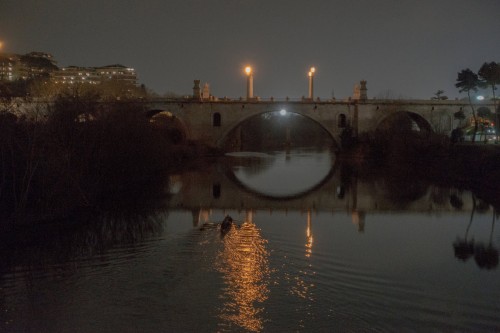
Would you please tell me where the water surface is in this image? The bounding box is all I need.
[1,149,499,332]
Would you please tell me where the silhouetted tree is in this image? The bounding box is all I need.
[477,107,492,119]
[455,69,479,142]
[478,62,500,137]
[432,89,448,100]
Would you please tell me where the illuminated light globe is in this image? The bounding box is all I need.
[245,66,252,75]
[280,109,287,116]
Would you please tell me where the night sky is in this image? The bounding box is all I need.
[1,0,499,99]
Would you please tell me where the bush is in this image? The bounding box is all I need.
[0,95,177,224]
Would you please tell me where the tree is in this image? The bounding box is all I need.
[456,69,479,142]
[432,89,448,100]
[478,62,500,138]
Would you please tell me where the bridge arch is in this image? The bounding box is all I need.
[147,109,190,144]
[376,111,433,133]
[215,109,340,150]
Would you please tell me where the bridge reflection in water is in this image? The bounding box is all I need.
[164,150,499,331]
[170,149,498,274]
[170,149,480,231]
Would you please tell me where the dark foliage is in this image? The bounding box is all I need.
[0,95,188,225]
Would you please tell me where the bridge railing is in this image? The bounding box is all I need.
[146,97,495,108]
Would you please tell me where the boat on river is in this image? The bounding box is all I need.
[220,215,233,234]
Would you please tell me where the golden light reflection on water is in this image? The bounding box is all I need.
[215,221,270,332]
[284,210,316,303]
[306,210,313,258]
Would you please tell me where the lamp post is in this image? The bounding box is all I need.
[245,66,253,100]
[308,67,315,100]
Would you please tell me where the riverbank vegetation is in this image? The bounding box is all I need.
[0,93,214,226]
[340,127,500,208]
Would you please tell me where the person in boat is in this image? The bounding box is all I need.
[220,215,233,233]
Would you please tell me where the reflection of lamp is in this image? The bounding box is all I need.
[216,221,270,331]
[308,67,315,100]
[306,210,313,257]
[245,66,253,100]
[351,211,365,232]
[245,210,254,224]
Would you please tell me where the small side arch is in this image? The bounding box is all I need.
[148,110,190,144]
[376,111,433,133]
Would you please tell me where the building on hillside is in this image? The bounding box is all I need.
[0,51,137,87]
[17,52,58,80]
[51,66,100,85]
[0,53,18,81]
[95,64,137,86]
[51,64,137,86]
[0,52,58,81]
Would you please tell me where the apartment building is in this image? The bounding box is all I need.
[0,51,137,87]
[0,53,17,81]
[52,64,137,86]
[0,52,57,81]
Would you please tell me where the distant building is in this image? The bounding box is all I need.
[52,64,137,86]
[51,66,100,85]
[0,53,18,81]
[0,51,137,87]
[0,51,57,81]
[95,64,137,86]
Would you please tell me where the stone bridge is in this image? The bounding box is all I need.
[4,97,496,149]
[146,98,495,149]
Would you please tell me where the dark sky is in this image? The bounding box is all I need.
[1,0,499,99]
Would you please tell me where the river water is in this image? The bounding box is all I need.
[1,149,499,332]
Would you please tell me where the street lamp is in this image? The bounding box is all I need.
[245,66,253,100]
[308,67,315,100]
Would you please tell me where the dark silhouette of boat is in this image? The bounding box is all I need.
[220,215,233,234]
